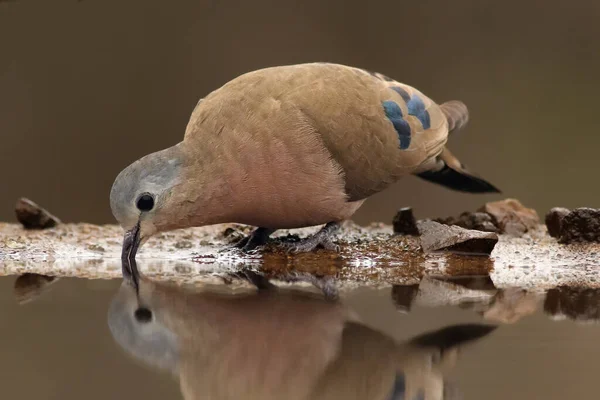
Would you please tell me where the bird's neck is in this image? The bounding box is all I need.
[169,141,242,228]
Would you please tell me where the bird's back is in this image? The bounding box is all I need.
[185,63,450,202]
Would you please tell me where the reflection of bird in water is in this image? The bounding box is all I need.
[108,278,496,400]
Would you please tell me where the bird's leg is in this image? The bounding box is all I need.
[234,227,276,252]
[283,222,341,253]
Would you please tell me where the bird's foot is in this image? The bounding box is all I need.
[282,222,341,253]
[234,227,275,252]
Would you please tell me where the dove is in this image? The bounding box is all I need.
[107,271,496,400]
[110,62,500,266]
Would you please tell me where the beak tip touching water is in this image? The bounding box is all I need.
[121,223,141,292]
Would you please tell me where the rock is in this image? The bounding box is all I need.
[557,208,600,244]
[433,216,455,225]
[14,198,61,230]
[435,212,498,232]
[545,207,570,238]
[479,198,539,236]
[87,244,105,252]
[392,207,419,235]
[456,212,498,232]
[417,220,498,255]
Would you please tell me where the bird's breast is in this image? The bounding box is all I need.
[220,124,363,229]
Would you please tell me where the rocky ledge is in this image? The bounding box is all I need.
[1,197,600,291]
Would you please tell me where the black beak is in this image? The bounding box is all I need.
[121,222,141,293]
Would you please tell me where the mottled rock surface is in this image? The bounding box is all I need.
[479,198,540,236]
[2,221,600,290]
[556,208,600,244]
[417,220,498,255]
[435,212,498,233]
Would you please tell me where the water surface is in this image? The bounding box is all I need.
[2,260,600,400]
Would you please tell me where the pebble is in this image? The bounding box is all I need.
[392,207,419,235]
[479,198,539,236]
[14,198,61,230]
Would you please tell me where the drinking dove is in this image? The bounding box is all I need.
[110,62,500,268]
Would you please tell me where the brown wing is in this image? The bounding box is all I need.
[276,63,450,201]
[184,63,450,202]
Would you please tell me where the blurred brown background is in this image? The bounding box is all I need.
[1,0,599,226]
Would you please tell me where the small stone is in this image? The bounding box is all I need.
[433,216,456,225]
[545,207,570,238]
[87,244,105,252]
[15,198,61,230]
[455,212,498,232]
[174,264,192,274]
[479,198,539,236]
[6,239,25,249]
[174,240,193,249]
[557,208,600,244]
[417,220,498,255]
[434,212,498,232]
[392,207,419,235]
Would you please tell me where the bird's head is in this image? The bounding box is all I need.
[110,144,188,267]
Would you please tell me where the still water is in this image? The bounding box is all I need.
[2,262,600,400]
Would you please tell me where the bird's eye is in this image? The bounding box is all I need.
[136,193,155,212]
[134,307,153,323]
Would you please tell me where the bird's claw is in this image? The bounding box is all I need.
[282,222,341,254]
[232,227,275,253]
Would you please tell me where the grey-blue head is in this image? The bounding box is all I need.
[109,145,186,289]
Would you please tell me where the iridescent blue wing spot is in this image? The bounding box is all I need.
[382,101,412,150]
[406,94,431,130]
[390,86,411,103]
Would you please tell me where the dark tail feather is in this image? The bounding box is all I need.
[416,148,501,194]
[417,165,501,193]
